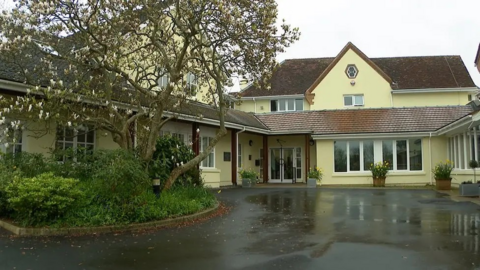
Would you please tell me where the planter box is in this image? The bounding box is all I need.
[435,178,452,190]
[373,177,386,187]
[242,178,256,188]
[307,178,317,188]
[459,184,480,197]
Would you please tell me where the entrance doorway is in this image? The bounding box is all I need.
[270,148,301,183]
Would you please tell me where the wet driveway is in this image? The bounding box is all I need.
[1,188,480,270]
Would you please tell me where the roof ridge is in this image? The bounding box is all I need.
[372,55,461,59]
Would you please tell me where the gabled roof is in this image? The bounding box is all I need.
[241,42,476,98]
[254,106,474,135]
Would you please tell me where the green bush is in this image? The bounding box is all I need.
[6,172,84,226]
[0,152,48,178]
[0,163,22,216]
[89,149,150,205]
[61,186,216,227]
[152,135,202,188]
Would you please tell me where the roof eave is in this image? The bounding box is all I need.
[312,131,434,140]
[391,87,479,94]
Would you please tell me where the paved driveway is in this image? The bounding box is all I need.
[1,188,480,270]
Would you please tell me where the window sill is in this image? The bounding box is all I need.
[333,171,426,177]
[200,168,220,173]
[451,169,478,175]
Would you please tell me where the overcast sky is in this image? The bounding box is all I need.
[1,0,479,87]
[276,0,480,86]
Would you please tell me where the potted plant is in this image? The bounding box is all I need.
[369,161,389,187]
[307,166,323,188]
[458,160,480,196]
[239,168,258,188]
[432,160,454,190]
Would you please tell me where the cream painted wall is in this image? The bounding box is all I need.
[96,130,120,150]
[237,133,263,185]
[236,99,271,113]
[311,49,392,110]
[393,92,471,107]
[315,136,450,186]
[22,121,56,155]
[215,129,233,187]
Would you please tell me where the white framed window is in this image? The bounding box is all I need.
[200,136,215,168]
[158,72,170,89]
[271,98,304,112]
[186,73,198,96]
[295,147,302,179]
[237,143,242,168]
[448,128,480,170]
[56,125,95,161]
[259,148,264,178]
[334,139,422,173]
[0,129,22,154]
[344,95,364,107]
[172,133,186,144]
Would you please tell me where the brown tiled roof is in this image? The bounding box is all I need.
[254,106,473,135]
[241,45,476,97]
[373,56,475,89]
[241,58,334,97]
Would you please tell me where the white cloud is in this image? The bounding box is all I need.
[276,0,480,86]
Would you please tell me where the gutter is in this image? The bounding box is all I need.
[312,132,433,140]
[240,94,304,100]
[435,115,472,135]
[391,87,478,94]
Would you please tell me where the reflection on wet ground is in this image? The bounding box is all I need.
[0,188,479,270]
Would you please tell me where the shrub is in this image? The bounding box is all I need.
[0,163,22,216]
[432,160,454,179]
[6,173,84,226]
[152,135,202,188]
[89,149,151,205]
[0,152,48,178]
[369,161,390,178]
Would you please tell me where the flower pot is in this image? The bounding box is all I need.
[307,178,317,188]
[373,177,386,187]
[242,178,256,188]
[435,178,452,190]
[459,183,480,196]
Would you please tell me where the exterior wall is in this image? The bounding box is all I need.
[393,92,471,107]
[237,133,263,186]
[96,131,120,150]
[22,121,56,155]
[315,136,449,186]
[216,129,232,187]
[310,49,392,110]
[236,99,271,113]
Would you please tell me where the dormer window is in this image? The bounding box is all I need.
[345,65,358,79]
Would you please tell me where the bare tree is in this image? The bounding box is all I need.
[0,0,299,188]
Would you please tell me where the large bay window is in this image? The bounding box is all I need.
[448,127,480,170]
[334,139,422,173]
[200,136,215,168]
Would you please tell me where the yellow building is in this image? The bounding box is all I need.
[1,42,480,187]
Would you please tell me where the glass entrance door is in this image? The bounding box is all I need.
[270,148,297,183]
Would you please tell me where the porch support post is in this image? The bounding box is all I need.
[305,135,310,182]
[192,122,200,156]
[263,135,269,183]
[231,130,238,186]
[464,132,468,169]
[475,127,478,161]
